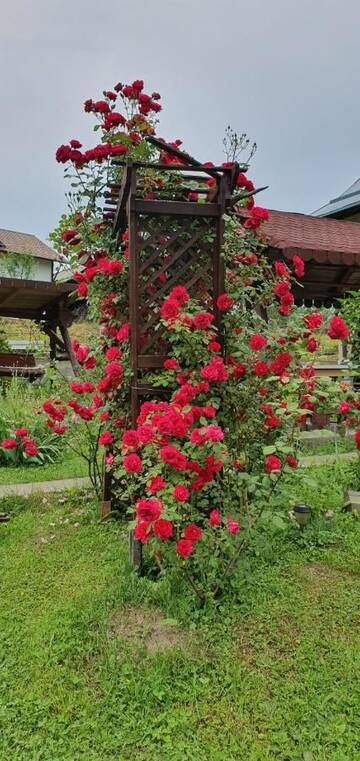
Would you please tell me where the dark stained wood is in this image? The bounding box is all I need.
[111,161,246,173]
[227,185,269,209]
[137,355,167,368]
[106,152,236,567]
[134,199,220,217]
[113,159,133,233]
[58,322,80,374]
[0,352,44,379]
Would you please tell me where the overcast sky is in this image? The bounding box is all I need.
[1,0,359,242]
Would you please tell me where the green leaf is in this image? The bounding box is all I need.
[272,515,287,531]
[161,618,179,627]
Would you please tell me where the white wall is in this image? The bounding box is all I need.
[0,256,53,282]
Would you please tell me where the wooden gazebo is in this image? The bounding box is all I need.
[0,276,78,374]
[254,209,360,306]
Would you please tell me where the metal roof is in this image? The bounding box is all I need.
[0,228,61,261]
[313,178,360,218]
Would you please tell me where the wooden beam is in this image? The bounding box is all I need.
[134,199,220,217]
[113,160,133,233]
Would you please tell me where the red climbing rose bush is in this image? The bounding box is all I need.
[44,76,359,601]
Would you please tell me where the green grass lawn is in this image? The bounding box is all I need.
[0,467,360,760]
[0,451,88,484]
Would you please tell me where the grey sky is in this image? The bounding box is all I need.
[1,0,360,242]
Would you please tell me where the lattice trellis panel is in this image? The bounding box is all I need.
[136,214,216,356]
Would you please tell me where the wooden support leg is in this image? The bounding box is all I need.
[49,331,57,361]
[58,322,80,375]
[100,468,112,519]
[129,530,143,569]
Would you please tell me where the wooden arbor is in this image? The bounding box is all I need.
[105,138,246,426]
[103,138,257,559]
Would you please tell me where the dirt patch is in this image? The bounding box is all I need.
[300,562,358,599]
[236,616,301,668]
[110,606,191,654]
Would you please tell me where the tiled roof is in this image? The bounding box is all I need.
[0,228,60,261]
[259,209,360,265]
[313,178,360,217]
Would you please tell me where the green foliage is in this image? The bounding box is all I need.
[0,250,35,279]
[340,290,360,367]
[0,326,10,352]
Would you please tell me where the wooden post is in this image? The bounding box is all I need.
[58,321,80,375]
[100,468,112,519]
[128,166,143,570]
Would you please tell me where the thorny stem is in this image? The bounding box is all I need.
[212,470,284,598]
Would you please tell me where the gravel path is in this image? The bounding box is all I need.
[0,451,357,498]
[0,477,91,497]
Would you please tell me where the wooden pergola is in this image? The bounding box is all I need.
[0,276,79,373]
[253,209,360,305]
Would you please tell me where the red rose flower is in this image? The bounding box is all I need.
[306,337,318,353]
[164,359,179,371]
[173,484,189,502]
[200,357,228,383]
[15,428,29,437]
[244,206,269,229]
[147,475,166,494]
[208,340,221,352]
[265,415,281,428]
[153,519,173,540]
[122,430,139,449]
[265,454,282,473]
[339,401,351,415]
[286,455,298,468]
[170,286,189,306]
[105,347,121,361]
[249,334,267,351]
[304,312,323,331]
[123,453,143,473]
[23,438,38,457]
[209,509,221,527]
[183,524,202,542]
[192,312,214,330]
[161,298,180,321]
[160,445,188,471]
[216,293,233,312]
[99,431,114,447]
[176,538,194,559]
[52,424,67,435]
[134,521,150,544]
[1,438,17,449]
[270,352,292,375]
[293,255,305,278]
[273,261,290,278]
[136,498,161,522]
[227,517,240,534]
[253,361,269,377]
[233,363,247,379]
[117,323,130,342]
[327,315,349,341]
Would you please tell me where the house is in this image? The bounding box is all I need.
[313,178,360,222]
[0,228,61,282]
[0,228,78,373]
